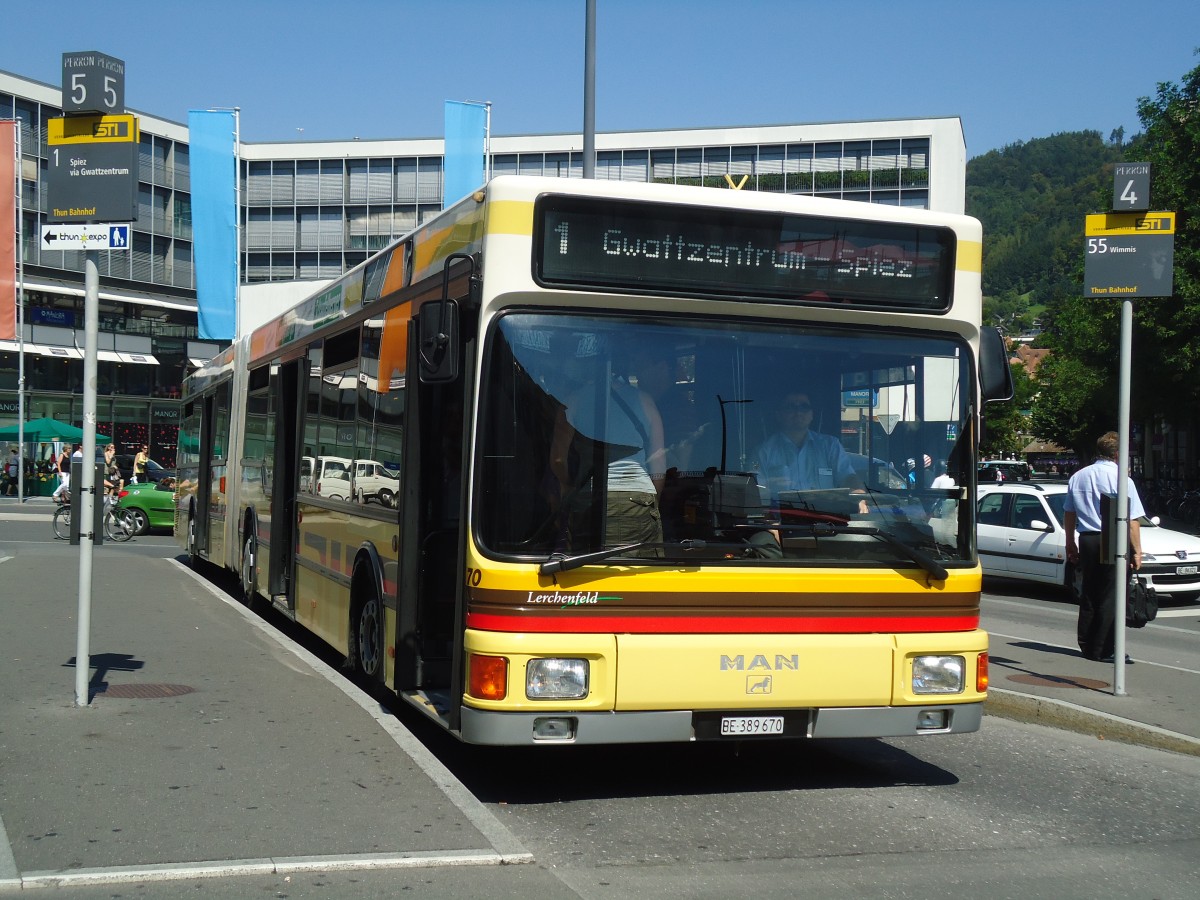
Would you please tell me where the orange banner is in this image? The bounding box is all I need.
[0,121,16,341]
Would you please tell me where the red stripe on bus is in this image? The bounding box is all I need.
[465,612,980,634]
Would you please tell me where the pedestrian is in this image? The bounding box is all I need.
[52,444,72,502]
[930,461,955,490]
[4,446,18,496]
[133,444,149,484]
[1062,431,1144,663]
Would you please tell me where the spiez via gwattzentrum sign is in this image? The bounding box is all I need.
[46,115,139,223]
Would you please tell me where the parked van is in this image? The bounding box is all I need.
[354,460,399,507]
[978,459,1032,482]
[299,455,354,500]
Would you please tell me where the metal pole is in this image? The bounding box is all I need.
[233,108,241,340]
[74,249,100,707]
[1112,297,1133,696]
[11,121,26,500]
[583,0,596,178]
[484,101,492,184]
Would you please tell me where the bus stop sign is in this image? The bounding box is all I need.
[1084,212,1174,298]
[1112,163,1150,212]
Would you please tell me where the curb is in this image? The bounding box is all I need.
[985,688,1200,757]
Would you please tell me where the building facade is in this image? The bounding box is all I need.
[2,66,967,477]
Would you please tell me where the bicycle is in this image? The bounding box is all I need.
[51,491,135,542]
[52,494,72,540]
[103,494,135,542]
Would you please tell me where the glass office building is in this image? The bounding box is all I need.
[1,67,966,472]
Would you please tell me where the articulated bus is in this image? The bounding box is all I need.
[177,175,1012,746]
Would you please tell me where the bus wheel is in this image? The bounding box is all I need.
[352,586,384,680]
[240,534,259,608]
[187,515,199,568]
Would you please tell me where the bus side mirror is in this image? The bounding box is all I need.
[419,251,478,384]
[980,327,1014,402]
[418,299,460,383]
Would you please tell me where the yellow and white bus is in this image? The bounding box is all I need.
[177,175,1012,745]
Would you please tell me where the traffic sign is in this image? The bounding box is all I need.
[1084,212,1174,298]
[46,116,139,224]
[61,51,126,115]
[48,114,139,145]
[41,224,131,251]
[1112,162,1150,212]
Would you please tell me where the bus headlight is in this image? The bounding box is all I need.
[526,658,589,700]
[911,655,965,695]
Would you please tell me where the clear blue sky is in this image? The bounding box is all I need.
[3,0,1198,159]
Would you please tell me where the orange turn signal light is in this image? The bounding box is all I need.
[469,654,508,701]
[977,652,989,692]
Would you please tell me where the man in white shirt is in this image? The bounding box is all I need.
[1062,431,1144,662]
[755,391,868,515]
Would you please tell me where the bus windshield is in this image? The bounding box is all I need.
[478,312,972,569]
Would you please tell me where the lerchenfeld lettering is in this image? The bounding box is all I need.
[720,654,800,671]
[526,590,604,606]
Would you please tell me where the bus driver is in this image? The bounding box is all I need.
[754,390,866,501]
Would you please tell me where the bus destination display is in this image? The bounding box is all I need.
[536,196,954,311]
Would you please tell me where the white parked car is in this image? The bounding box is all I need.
[977,481,1200,601]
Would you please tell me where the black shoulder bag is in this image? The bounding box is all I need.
[1126,573,1158,629]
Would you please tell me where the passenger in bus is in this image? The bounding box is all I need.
[549,360,665,556]
[628,346,712,474]
[754,391,866,506]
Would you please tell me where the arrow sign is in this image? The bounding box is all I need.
[41,224,131,251]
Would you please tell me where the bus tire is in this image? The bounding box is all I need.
[240,533,260,609]
[350,582,384,681]
[187,514,199,568]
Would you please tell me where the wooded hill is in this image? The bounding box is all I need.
[967,130,1131,330]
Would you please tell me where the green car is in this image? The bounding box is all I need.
[117,479,176,535]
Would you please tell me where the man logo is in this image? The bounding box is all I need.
[747,675,772,694]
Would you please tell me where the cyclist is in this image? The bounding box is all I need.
[102,444,124,508]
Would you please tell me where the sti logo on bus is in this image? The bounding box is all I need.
[720,654,799,671]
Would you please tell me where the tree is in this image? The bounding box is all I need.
[1009,55,1200,461]
[1130,53,1200,417]
[981,360,1040,459]
[983,289,1035,338]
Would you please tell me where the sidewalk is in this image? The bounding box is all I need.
[0,501,533,891]
[1,495,1198,894]
[984,631,1200,757]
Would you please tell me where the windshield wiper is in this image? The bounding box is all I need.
[540,539,708,575]
[777,522,949,581]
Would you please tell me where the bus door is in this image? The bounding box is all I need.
[266,356,304,608]
[394,358,470,700]
[193,391,217,556]
[397,260,476,719]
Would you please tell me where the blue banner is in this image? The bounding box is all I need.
[443,101,488,208]
[188,110,238,340]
